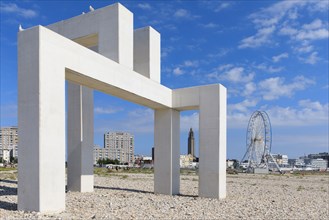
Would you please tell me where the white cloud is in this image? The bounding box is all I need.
[259,76,315,100]
[272,52,289,63]
[122,109,154,134]
[161,46,174,58]
[294,44,314,53]
[239,26,275,48]
[94,108,154,135]
[279,19,328,42]
[249,0,305,27]
[171,60,199,76]
[241,1,328,50]
[137,3,151,10]
[207,48,231,59]
[299,99,325,111]
[296,28,329,41]
[207,66,254,83]
[201,22,219,28]
[307,1,329,12]
[302,19,323,30]
[299,51,320,64]
[243,82,256,97]
[224,67,254,83]
[216,64,233,71]
[181,112,199,131]
[94,106,123,114]
[323,84,329,89]
[215,2,232,12]
[227,99,328,129]
[174,9,188,17]
[227,99,258,128]
[278,26,298,36]
[229,99,258,113]
[255,63,284,73]
[173,8,200,20]
[183,60,199,68]
[0,3,37,18]
[267,101,328,126]
[173,67,184,76]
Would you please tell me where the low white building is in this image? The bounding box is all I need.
[295,158,305,167]
[272,154,289,166]
[226,160,234,169]
[0,126,19,163]
[311,158,328,170]
[180,154,194,168]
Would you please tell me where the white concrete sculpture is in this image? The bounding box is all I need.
[18,3,226,212]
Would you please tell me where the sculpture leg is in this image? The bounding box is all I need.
[67,83,94,192]
[199,85,227,199]
[18,27,66,212]
[154,109,180,195]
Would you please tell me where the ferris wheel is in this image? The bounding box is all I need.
[241,111,273,170]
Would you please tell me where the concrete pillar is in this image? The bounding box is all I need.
[99,3,133,69]
[18,26,66,212]
[134,26,161,83]
[154,109,180,195]
[199,84,226,199]
[67,83,94,192]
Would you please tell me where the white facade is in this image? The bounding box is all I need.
[281,155,288,165]
[272,154,289,165]
[180,154,194,168]
[226,160,234,169]
[18,3,227,212]
[311,158,328,170]
[104,132,134,164]
[0,127,18,162]
[93,145,109,164]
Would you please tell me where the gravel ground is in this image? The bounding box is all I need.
[1,170,328,219]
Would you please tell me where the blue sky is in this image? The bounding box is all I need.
[1,0,328,159]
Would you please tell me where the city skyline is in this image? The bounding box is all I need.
[1,1,328,159]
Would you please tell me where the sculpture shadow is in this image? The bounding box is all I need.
[0,180,18,211]
[0,185,17,196]
[0,179,17,184]
[94,186,198,198]
[177,193,198,198]
[0,200,17,211]
[94,185,153,194]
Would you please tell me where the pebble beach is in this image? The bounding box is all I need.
[1,170,328,219]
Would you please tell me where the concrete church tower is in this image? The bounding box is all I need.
[188,128,195,157]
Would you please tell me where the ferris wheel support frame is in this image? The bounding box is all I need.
[240,110,282,173]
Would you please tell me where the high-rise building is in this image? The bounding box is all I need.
[0,126,18,162]
[188,128,195,157]
[104,131,134,164]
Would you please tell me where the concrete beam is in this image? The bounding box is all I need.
[172,86,200,110]
[47,3,133,69]
[33,25,172,109]
[198,84,226,199]
[154,109,180,195]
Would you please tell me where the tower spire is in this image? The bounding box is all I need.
[188,128,195,157]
